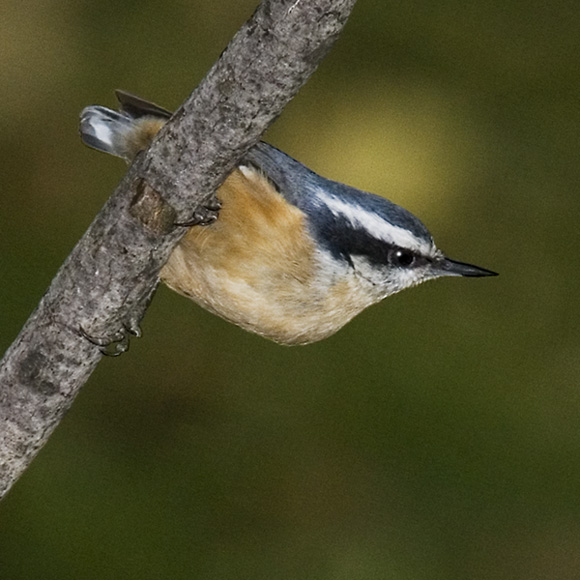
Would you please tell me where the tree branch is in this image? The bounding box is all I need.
[0,0,357,499]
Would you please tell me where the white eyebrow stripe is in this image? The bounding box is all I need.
[314,187,432,254]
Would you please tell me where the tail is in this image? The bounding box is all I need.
[79,106,135,159]
[79,90,172,161]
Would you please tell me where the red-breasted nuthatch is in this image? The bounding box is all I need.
[80,91,496,345]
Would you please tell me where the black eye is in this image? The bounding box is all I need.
[394,249,415,268]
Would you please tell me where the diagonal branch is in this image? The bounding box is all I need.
[0,0,357,499]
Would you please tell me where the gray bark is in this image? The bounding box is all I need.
[0,0,357,499]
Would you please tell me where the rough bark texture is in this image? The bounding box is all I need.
[0,0,358,499]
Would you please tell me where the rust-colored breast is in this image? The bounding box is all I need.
[161,167,324,343]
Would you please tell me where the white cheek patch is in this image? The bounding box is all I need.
[350,253,432,297]
[314,187,436,257]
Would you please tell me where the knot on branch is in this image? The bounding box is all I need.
[130,179,177,236]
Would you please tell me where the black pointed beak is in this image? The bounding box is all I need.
[437,257,498,278]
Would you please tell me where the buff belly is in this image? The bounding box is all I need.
[160,167,374,344]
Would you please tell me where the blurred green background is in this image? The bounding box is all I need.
[1,0,579,578]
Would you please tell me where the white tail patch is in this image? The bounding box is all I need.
[79,106,132,159]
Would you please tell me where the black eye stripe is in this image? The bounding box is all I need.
[323,223,396,265]
[314,218,427,268]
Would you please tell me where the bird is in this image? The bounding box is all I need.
[79,90,496,345]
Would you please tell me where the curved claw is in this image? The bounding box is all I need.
[100,334,130,357]
[176,197,222,227]
[78,282,156,357]
[80,324,133,357]
[123,317,142,338]
[204,198,222,212]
